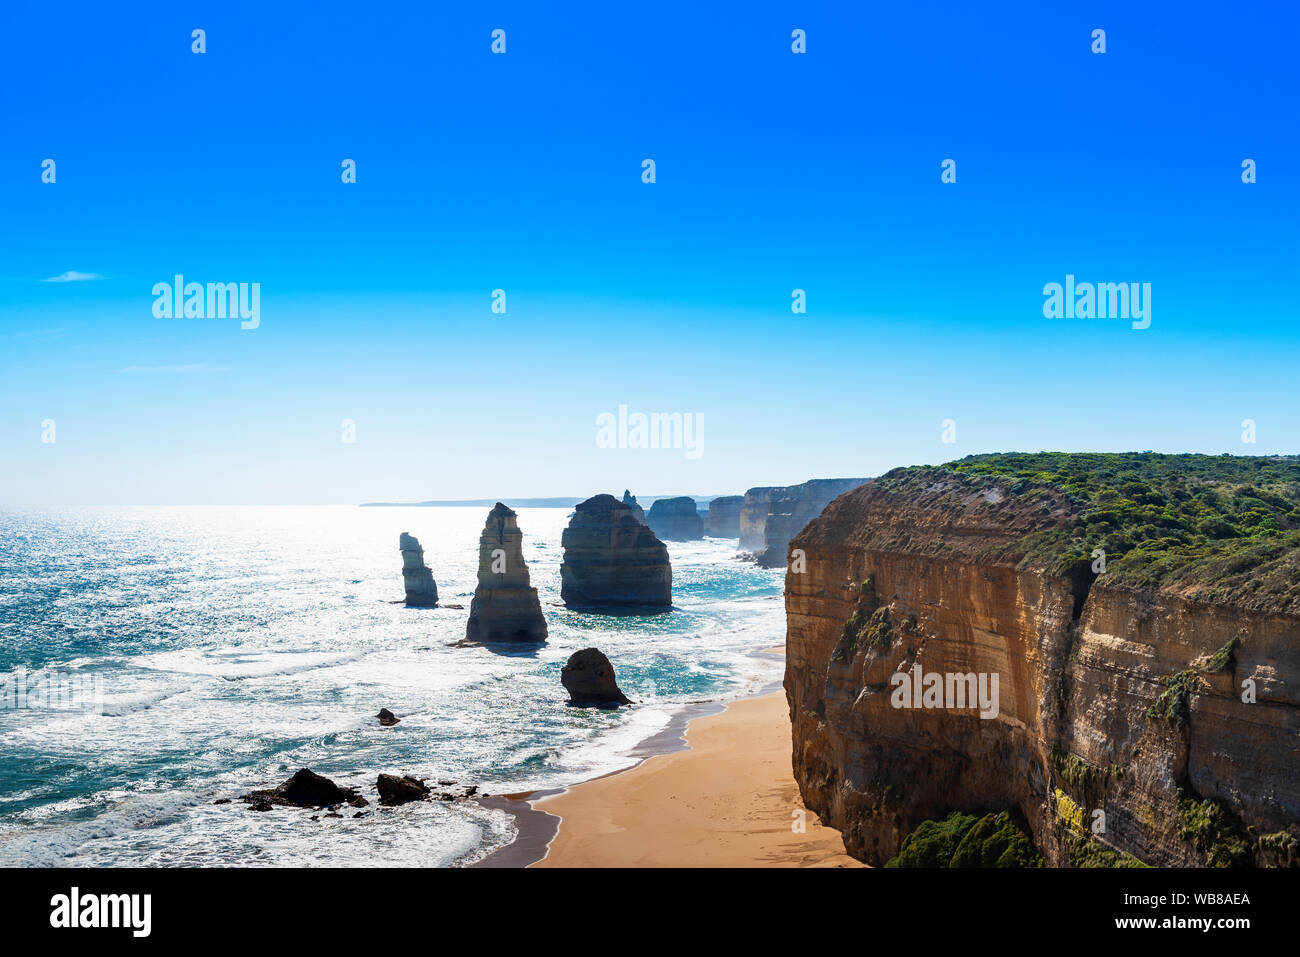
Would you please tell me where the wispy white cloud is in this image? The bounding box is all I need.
[119,364,232,374]
[42,271,105,283]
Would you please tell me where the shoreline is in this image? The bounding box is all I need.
[473,646,862,869]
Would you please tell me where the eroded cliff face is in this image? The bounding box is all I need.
[740,478,869,564]
[785,470,1300,866]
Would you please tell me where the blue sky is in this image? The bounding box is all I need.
[1,1,1296,505]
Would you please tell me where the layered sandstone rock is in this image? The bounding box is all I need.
[398,532,438,607]
[740,478,869,566]
[560,495,671,609]
[561,647,631,707]
[646,496,704,540]
[622,490,646,524]
[703,495,743,538]
[465,503,547,642]
[784,464,1300,867]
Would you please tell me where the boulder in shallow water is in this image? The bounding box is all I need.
[377,774,431,806]
[560,494,672,610]
[561,647,631,708]
[241,768,368,810]
[376,708,400,726]
[399,532,439,607]
[465,503,548,642]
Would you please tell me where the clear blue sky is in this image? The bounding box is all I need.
[1,1,1296,505]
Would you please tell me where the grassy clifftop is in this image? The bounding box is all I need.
[932,452,1300,613]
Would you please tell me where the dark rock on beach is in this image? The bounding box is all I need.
[561,647,631,708]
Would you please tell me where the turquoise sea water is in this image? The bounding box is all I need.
[0,506,785,866]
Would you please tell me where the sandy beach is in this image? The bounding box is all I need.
[529,668,863,868]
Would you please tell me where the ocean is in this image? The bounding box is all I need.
[0,506,785,867]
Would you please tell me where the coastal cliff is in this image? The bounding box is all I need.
[741,478,869,566]
[785,453,1300,867]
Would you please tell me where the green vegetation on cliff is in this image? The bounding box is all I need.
[884,810,1042,868]
[1176,787,1253,867]
[889,452,1300,612]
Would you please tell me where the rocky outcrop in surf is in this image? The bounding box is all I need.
[560,494,671,609]
[377,774,431,806]
[561,647,631,708]
[703,495,743,538]
[466,503,547,643]
[398,532,438,607]
[646,496,703,540]
[785,453,1300,867]
[241,769,369,811]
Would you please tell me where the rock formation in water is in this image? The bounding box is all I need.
[377,774,431,806]
[738,478,869,567]
[560,494,672,609]
[646,495,704,540]
[398,532,438,607]
[561,647,631,708]
[784,453,1300,867]
[465,503,547,642]
[376,708,400,727]
[241,769,369,811]
[703,495,743,538]
[622,489,646,524]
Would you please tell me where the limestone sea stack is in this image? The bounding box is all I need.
[465,503,547,642]
[703,495,743,538]
[561,648,631,708]
[646,496,704,540]
[560,494,672,609]
[621,489,646,524]
[398,532,438,607]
